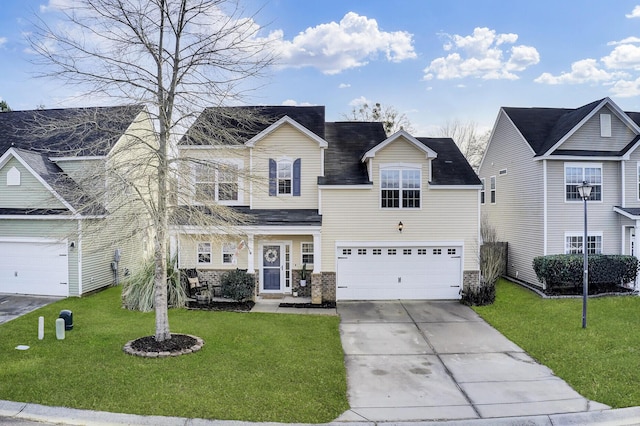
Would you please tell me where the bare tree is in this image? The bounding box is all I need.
[343,101,414,136]
[438,120,489,171]
[28,0,274,342]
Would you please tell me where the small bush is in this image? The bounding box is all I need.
[533,254,638,294]
[461,282,495,306]
[121,255,187,311]
[221,269,255,301]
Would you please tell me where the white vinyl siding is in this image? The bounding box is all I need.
[251,124,321,209]
[0,158,67,210]
[561,106,635,152]
[478,110,545,286]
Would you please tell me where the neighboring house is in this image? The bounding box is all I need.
[0,105,155,297]
[479,97,640,289]
[172,106,481,302]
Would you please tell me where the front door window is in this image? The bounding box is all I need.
[263,245,281,290]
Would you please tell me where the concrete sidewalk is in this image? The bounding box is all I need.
[336,300,611,422]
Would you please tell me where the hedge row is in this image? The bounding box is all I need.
[533,254,638,292]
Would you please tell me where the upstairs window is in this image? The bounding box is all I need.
[195,162,240,203]
[600,114,611,137]
[381,168,421,209]
[480,177,485,204]
[269,158,301,196]
[565,163,602,201]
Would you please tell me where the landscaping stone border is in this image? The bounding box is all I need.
[122,334,204,358]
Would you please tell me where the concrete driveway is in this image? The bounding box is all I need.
[336,300,609,422]
[0,294,61,325]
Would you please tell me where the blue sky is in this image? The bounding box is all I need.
[4,0,640,134]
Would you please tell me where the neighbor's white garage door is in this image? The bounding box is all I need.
[0,240,69,296]
[336,244,461,300]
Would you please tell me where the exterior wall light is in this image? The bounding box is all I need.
[398,221,403,233]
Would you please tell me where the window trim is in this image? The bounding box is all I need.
[197,242,212,265]
[600,113,612,138]
[564,162,602,203]
[277,158,293,196]
[490,176,496,204]
[564,232,603,255]
[480,177,485,204]
[301,242,314,265]
[379,164,422,210]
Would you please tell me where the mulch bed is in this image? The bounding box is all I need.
[124,333,204,358]
[186,300,255,312]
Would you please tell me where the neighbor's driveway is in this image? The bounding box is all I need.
[0,294,61,325]
[336,300,608,422]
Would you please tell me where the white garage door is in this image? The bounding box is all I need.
[336,244,461,300]
[0,240,69,296]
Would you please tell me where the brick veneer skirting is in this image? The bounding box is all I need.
[463,270,480,293]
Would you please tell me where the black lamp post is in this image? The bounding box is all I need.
[577,180,593,329]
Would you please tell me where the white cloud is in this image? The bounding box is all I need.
[0,37,7,47]
[271,12,416,75]
[338,83,351,89]
[39,0,77,13]
[608,36,640,46]
[348,96,371,107]
[534,59,623,84]
[423,27,539,80]
[610,77,640,97]
[281,99,315,106]
[626,5,640,18]
[602,44,640,69]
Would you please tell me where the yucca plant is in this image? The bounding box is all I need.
[122,255,187,312]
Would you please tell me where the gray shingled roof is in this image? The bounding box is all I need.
[0,105,143,216]
[417,138,482,186]
[500,99,640,157]
[179,106,326,146]
[0,105,145,157]
[173,205,321,226]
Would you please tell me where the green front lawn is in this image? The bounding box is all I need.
[0,287,348,423]
[474,278,640,408]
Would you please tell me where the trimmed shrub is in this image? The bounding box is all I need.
[533,254,638,293]
[221,269,255,301]
[121,255,187,312]
[461,282,495,306]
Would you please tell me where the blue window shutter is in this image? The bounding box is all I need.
[269,159,276,196]
[293,158,301,196]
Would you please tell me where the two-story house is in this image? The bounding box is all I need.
[0,105,155,297]
[479,97,640,289]
[172,106,481,302]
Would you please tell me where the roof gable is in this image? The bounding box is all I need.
[362,130,438,161]
[502,98,640,157]
[245,116,328,148]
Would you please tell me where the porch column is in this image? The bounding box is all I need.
[247,234,255,274]
[312,232,321,274]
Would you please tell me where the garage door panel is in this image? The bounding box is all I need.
[0,241,69,296]
[337,245,461,300]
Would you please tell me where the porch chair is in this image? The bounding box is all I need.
[183,269,209,299]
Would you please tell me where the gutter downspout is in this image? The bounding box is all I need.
[543,159,548,255]
[77,220,83,295]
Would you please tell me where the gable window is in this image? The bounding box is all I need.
[301,242,314,264]
[381,168,421,209]
[600,114,612,137]
[195,162,241,203]
[565,163,602,201]
[6,166,20,186]
[197,242,212,264]
[269,158,301,196]
[480,178,485,204]
[490,176,496,204]
[565,233,602,254]
[222,242,236,264]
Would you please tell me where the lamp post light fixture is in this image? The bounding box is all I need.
[577,180,593,329]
